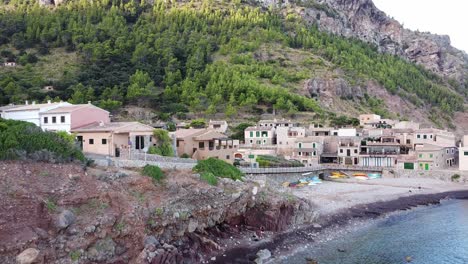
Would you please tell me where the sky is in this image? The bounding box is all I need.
[372,0,468,53]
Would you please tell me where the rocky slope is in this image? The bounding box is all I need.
[0,161,315,264]
[260,0,468,83]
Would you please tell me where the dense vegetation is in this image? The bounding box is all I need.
[148,129,174,156]
[256,155,304,167]
[193,157,243,181]
[0,118,84,161]
[0,0,464,120]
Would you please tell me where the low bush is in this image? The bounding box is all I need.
[142,164,165,183]
[451,174,461,182]
[200,172,218,186]
[180,153,190,158]
[193,158,243,181]
[256,155,304,167]
[0,119,84,162]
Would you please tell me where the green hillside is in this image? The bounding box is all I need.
[0,0,465,123]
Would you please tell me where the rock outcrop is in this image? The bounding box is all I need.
[257,0,468,82]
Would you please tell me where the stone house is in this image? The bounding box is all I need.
[71,122,155,157]
[415,144,457,171]
[359,114,381,126]
[291,136,324,167]
[359,136,401,167]
[337,137,360,165]
[244,126,276,146]
[414,128,456,148]
[174,129,239,163]
[2,100,72,126]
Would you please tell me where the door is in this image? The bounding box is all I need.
[135,136,145,150]
[347,149,351,156]
[76,136,83,150]
[425,163,429,171]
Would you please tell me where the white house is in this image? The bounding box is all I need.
[331,128,357,137]
[0,104,19,118]
[40,103,110,133]
[459,135,468,171]
[2,101,72,126]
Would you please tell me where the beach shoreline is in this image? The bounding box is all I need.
[211,179,468,263]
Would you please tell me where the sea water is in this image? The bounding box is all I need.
[279,200,468,264]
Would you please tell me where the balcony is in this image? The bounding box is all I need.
[360,151,399,156]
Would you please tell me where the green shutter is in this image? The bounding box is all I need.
[404,163,414,170]
[464,152,468,156]
[250,131,253,137]
[248,154,255,159]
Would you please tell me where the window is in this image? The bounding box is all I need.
[43,117,48,124]
[419,154,423,158]
[298,143,302,148]
[249,131,253,138]
[423,135,427,139]
[60,116,65,123]
[446,149,449,154]
[199,142,205,149]
[89,139,94,145]
[429,154,433,158]
[298,152,302,156]
[340,149,343,153]
[102,139,107,145]
[451,149,454,154]
[464,152,468,156]
[249,140,253,144]
[312,143,316,148]
[256,131,260,137]
[417,135,421,139]
[135,136,145,150]
[226,155,230,160]
[354,149,358,154]
[262,131,268,137]
[52,116,56,123]
[430,135,433,139]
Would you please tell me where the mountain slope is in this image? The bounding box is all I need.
[0,0,466,129]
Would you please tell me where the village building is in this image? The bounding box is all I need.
[291,136,324,167]
[208,120,228,133]
[459,136,468,171]
[40,103,110,133]
[174,129,239,163]
[359,136,401,167]
[415,144,457,171]
[414,128,456,148]
[258,118,296,128]
[359,114,381,126]
[244,126,276,146]
[71,122,155,157]
[276,126,306,155]
[337,137,360,165]
[308,124,333,136]
[3,61,16,67]
[2,100,72,126]
[42,86,55,92]
[331,128,357,137]
[0,104,19,118]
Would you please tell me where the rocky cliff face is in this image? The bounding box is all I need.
[259,0,468,83]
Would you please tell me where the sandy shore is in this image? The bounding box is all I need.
[289,177,468,215]
[213,177,468,263]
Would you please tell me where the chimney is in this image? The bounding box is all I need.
[25,100,29,105]
[32,101,36,105]
[47,100,51,104]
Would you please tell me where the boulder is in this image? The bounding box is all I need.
[55,210,76,230]
[144,236,160,248]
[16,248,40,264]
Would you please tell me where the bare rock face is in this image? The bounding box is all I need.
[16,248,40,264]
[304,77,364,106]
[257,0,468,82]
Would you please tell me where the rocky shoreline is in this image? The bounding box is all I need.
[212,190,468,263]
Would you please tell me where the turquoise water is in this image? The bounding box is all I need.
[280,200,468,264]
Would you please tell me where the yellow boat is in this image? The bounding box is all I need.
[282,182,290,187]
[353,172,367,177]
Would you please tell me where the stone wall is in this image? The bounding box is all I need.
[387,168,468,184]
[91,155,197,170]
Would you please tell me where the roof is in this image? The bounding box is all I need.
[0,105,19,111]
[174,128,206,138]
[42,104,109,114]
[194,130,228,141]
[415,143,451,152]
[245,126,275,132]
[71,122,154,133]
[209,120,227,125]
[4,102,69,112]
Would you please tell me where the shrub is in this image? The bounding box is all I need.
[256,155,304,167]
[149,129,174,157]
[0,119,84,162]
[193,158,243,181]
[451,174,461,182]
[190,118,206,128]
[142,165,165,183]
[200,172,218,186]
[180,153,190,158]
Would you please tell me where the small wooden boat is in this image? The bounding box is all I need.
[368,173,382,179]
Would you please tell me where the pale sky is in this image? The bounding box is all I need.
[373,0,468,53]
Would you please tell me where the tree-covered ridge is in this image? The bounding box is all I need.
[0,0,464,118]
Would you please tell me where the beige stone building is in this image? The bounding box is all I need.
[291,137,324,166]
[71,122,155,157]
[359,114,381,126]
[208,120,228,133]
[337,137,361,165]
[244,126,276,146]
[174,129,239,163]
[415,144,457,171]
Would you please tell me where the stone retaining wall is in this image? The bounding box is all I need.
[91,157,197,170]
[387,169,468,184]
